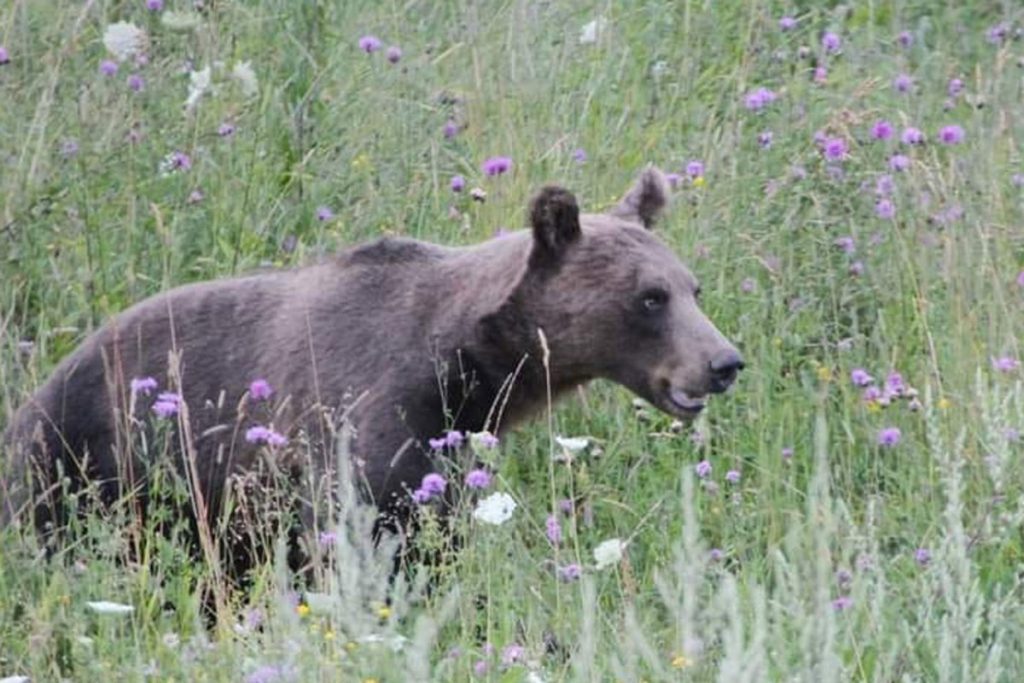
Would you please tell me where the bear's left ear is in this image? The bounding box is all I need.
[610,166,670,229]
[528,185,581,267]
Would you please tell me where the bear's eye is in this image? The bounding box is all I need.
[640,288,669,313]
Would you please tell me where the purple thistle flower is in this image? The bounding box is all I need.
[169,151,191,171]
[986,23,1009,45]
[875,174,894,196]
[862,386,882,403]
[877,427,902,447]
[558,498,574,515]
[889,154,910,172]
[781,446,794,461]
[1012,174,1024,188]
[914,547,932,567]
[428,437,447,450]
[886,372,905,395]
[358,35,382,53]
[444,430,464,448]
[757,130,773,149]
[481,156,512,177]
[665,172,683,188]
[779,16,797,31]
[832,596,853,611]
[875,199,895,219]
[743,87,777,111]
[695,460,712,479]
[411,488,431,504]
[187,189,204,205]
[0,47,8,65]
[558,563,582,582]
[315,206,334,222]
[823,137,848,161]
[813,66,828,84]
[475,432,499,448]
[318,530,338,547]
[545,514,562,544]
[217,122,236,138]
[897,30,914,48]
[850,368,873,386]
[901,127,925,145]
[443,119,459,139]
[59,140,79,159]
[386,46,402,63]
[245,425,288,447]
[473,660,489,676]
[708,548,724,562]
[450,175,465,192]
[421,472,447,496]
[834,236,855,254]
[740,277,756,293]
[871,120,894,141]
[464,469,492,489]
[146,0,164,10]
[100,60,119,76]
[725,469,741,484]
[685,160,705,177]
[938,124,965,145]
[836,568,853,588]
[993,356,1020,373]
[131,376,159,396]
[821,31,841,53]
[1017,271,1024,287]
[127,73,144,92]
[892,73,913,93]
[246,665,290,683]
[848,261,864,277]
[152,392,182,419]
[249,379,273,400]
[948,78,964,98]
[501,644,524,667]
[572,147,587,164]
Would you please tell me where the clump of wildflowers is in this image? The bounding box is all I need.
[245,425,288,447]
[153,392,182,418]
[743,87,777,111]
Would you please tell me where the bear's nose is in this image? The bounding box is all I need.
[708,349,745,393]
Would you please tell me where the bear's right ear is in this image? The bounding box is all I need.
[609,166,670,229]
[528,185,581,268]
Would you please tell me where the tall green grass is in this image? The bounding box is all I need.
[2,1,1024,680]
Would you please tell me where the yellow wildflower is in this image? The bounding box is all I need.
[296,603,310,618]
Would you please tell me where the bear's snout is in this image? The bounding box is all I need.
[707,349,745,393]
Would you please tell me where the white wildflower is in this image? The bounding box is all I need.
[232,61,259,97]
[160,10,201,31]
[86,600,134,615]
[358,633,408,652]
[102,22,146,61]
[184,65,211,111]
[593,538,626,570]
[555,436,589,452]
[1,676,31,683]
[579,16,608,44]
[472,491,517,525]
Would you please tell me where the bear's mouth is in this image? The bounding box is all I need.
[665,387,707,416]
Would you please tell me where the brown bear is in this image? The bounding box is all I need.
[1,167,742,574]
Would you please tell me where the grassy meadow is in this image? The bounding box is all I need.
[2,0,1024,680]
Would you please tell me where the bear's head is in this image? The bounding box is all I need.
[491,167,743,420]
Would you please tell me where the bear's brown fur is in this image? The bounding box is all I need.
[1,168,742,572]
